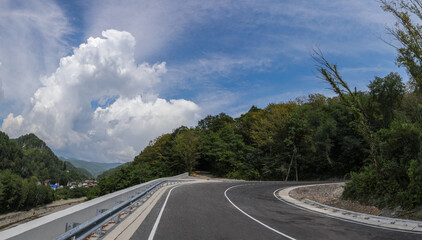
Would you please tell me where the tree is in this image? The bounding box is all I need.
[236,106,262,145]
[250,103,296,154]
[198,113,235,132]
[368,72,405,128]
[313,49,382,176]
[173,129,201,175]
[381,0,422,93]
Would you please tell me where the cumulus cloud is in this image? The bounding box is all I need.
[1,30,200,162]
[1,113,24,137]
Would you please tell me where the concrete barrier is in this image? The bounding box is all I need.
[0,173,188,240]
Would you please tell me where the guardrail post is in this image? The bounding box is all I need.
[65,222,80,232]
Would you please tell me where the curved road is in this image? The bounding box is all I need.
[131,182,421,240]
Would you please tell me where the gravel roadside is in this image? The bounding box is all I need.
[289,183,422,221]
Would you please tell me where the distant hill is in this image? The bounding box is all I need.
[60,157,122,177]
[0,132,93,213]
[97,162,131,179]
[65,162,93,179]
[0,132,91,183]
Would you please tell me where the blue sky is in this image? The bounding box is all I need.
[0,0,406,162]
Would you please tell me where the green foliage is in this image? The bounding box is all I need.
[381,0,422,93]
[345,120,422,209]
[408,159,422,207]
[316,55,422,209]
[173,129,200,175]
[10,133,91,184]
[313,49,381,176]
[0,132,90,213]
[98,94,374,193]
[343,156,422,210]
[368,72,405,129]
[0,170,53,213]
[0,132,26,177]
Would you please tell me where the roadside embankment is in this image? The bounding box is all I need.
[0,197,86,230]
[278,183,422,232]
[289,182,382,216]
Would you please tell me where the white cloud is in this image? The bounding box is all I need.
[0,0,71,109]
[1,113,24,137]
[1,30,200,163]
[92,96,199,161]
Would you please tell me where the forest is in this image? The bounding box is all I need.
[0,132,91,213]
[93,75,421,210]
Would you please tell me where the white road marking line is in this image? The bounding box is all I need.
[224,185,297,240]
[148,185,179,240]
[272,187,422,235]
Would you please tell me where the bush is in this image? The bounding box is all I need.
[407,159,422,207]
[343,166,378,204]
[343,157,422,209]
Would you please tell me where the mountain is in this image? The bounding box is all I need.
[96,162,131,179]
[0,132,91,183]
[0,132,94,213]
[64,162,93,179]
[60,157,122,177]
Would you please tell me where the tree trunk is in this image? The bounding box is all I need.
[285,153,295,181]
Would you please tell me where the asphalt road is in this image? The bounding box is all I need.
[131,181,422,240]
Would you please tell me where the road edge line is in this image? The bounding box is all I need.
[224,184,297,240]
[147,185,180,240]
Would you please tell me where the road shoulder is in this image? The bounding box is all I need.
[276,183,422,233]
[104,179,217,240]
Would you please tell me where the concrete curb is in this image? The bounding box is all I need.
[277,183,422,233]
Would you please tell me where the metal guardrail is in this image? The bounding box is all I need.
[55,179,189,240]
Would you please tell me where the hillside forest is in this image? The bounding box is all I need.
[0,133,91,213]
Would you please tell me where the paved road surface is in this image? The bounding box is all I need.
[131,182,422,240]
